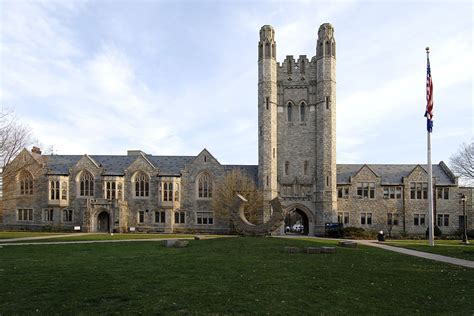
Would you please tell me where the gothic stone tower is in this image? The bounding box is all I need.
[258,23,337,232]
[258,25,278,220]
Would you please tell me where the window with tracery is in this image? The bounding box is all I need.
[198,173,212,198]
[300,102,306,121]
[287,103,293,122]
[79,171,94,197]
[19,170,33,195]
[135,172,149,197]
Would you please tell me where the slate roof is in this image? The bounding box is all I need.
[43,155,455,185]
[224,165,259,183]
[336,164,455,185]
[44,155,195,176]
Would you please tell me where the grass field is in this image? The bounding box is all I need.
[385,239,474,261]
[0,232,212,243]
[0,237,472,314]
[0,231,65,239]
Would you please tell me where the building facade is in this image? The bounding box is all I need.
[1,24,472,235]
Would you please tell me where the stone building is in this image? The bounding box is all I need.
[1,24,472,235]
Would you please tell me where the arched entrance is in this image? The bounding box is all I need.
[97,211,110,232]
[283,204,314,236]
[285,208,309,235]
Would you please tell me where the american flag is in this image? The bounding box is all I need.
[425,52,434,132]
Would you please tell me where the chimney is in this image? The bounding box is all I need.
[31,146,42,155]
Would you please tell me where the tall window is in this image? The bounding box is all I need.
[300,102,306,121]
[360,212,372,225]
[154,211,166,223]
[387,213,399,226]
[337,187,349,199]
[414,214,426,226]
[437,214,449,227]
[61,181,68,200]
[138,211,145,224]
[50,180,60,200]
[410,182,428,199]
[303,161,308,175]
[174,184,180,202]
[80,171,94,197]
[338,212,349,225]
[436,187,449,200]
[287,103,293,121]
[105,181,116,200]
[357,182,375,199]
[18,209,33,221]
[175,211,185,224]
[135,172,149,197]
[63,209,73,222]
[19,170,33,195]
[43,209,53,222]
[285,161,289,175]
[162,182,173,202]
[198,173,212,198]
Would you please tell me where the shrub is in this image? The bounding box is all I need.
[425,226,442,237]
[343,227,366,239]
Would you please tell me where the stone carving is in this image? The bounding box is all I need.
[230,194,286,236]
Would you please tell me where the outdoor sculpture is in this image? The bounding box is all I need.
[230,194,287,236]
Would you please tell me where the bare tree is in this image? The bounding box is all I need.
[212,169,263,225]
[450,141,474,185]
[0,108,32,169]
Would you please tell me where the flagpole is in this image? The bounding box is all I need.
[426,47,434,247]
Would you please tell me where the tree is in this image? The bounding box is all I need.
[0,108,32,169]
[450,141,474,185]
[212,169,263,225]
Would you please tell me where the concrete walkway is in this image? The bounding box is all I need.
[355,240,474,269]
[0,237,195,247]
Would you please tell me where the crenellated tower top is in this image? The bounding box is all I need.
[259,25,276,60]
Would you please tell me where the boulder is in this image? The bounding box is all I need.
[321,246,336,254]
[338,241,357,248]
[305,247,322,254]
[283,246,301,254]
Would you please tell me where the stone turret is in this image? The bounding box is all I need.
[258,25,278,221]
[315,23,337,223]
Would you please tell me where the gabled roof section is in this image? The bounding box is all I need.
[84,154,100,169]
[148,155,195,176]
[192,148,221,165]
[337,164,456,185]
[352,164,380,179]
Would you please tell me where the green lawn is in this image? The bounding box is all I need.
[3,233,211,243]
[0,231,65,239]
[0,237,472,314]
[386,239,474,261]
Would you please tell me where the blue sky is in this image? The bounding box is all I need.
[0,0,472,166]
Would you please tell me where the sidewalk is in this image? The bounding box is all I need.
[355,240,474,269]
[0,233,87,243]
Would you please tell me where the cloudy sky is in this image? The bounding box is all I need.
[0,0,472,166]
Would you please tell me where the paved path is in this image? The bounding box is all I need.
[281,236,473,268]
[0,237,196,247]
[355,240,474,268]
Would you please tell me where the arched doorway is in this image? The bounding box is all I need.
[97,211,110,232]
[285,208,309,235]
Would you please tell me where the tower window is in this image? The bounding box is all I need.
[285,161,289,175]
[303,161,308,175]
[272,44,276,58]
[265,42,270,58]
[266,176,269,186]
[266,97,269,110]
[273,148,275,158]
[325,96,330,110]
[300,102,306,121]
[326,176,330,187]
[326,41,330,55]
[287,103,293,122]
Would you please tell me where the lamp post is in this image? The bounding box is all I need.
[460,194,469,244]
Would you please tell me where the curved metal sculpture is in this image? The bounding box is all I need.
[230,194,287,236]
